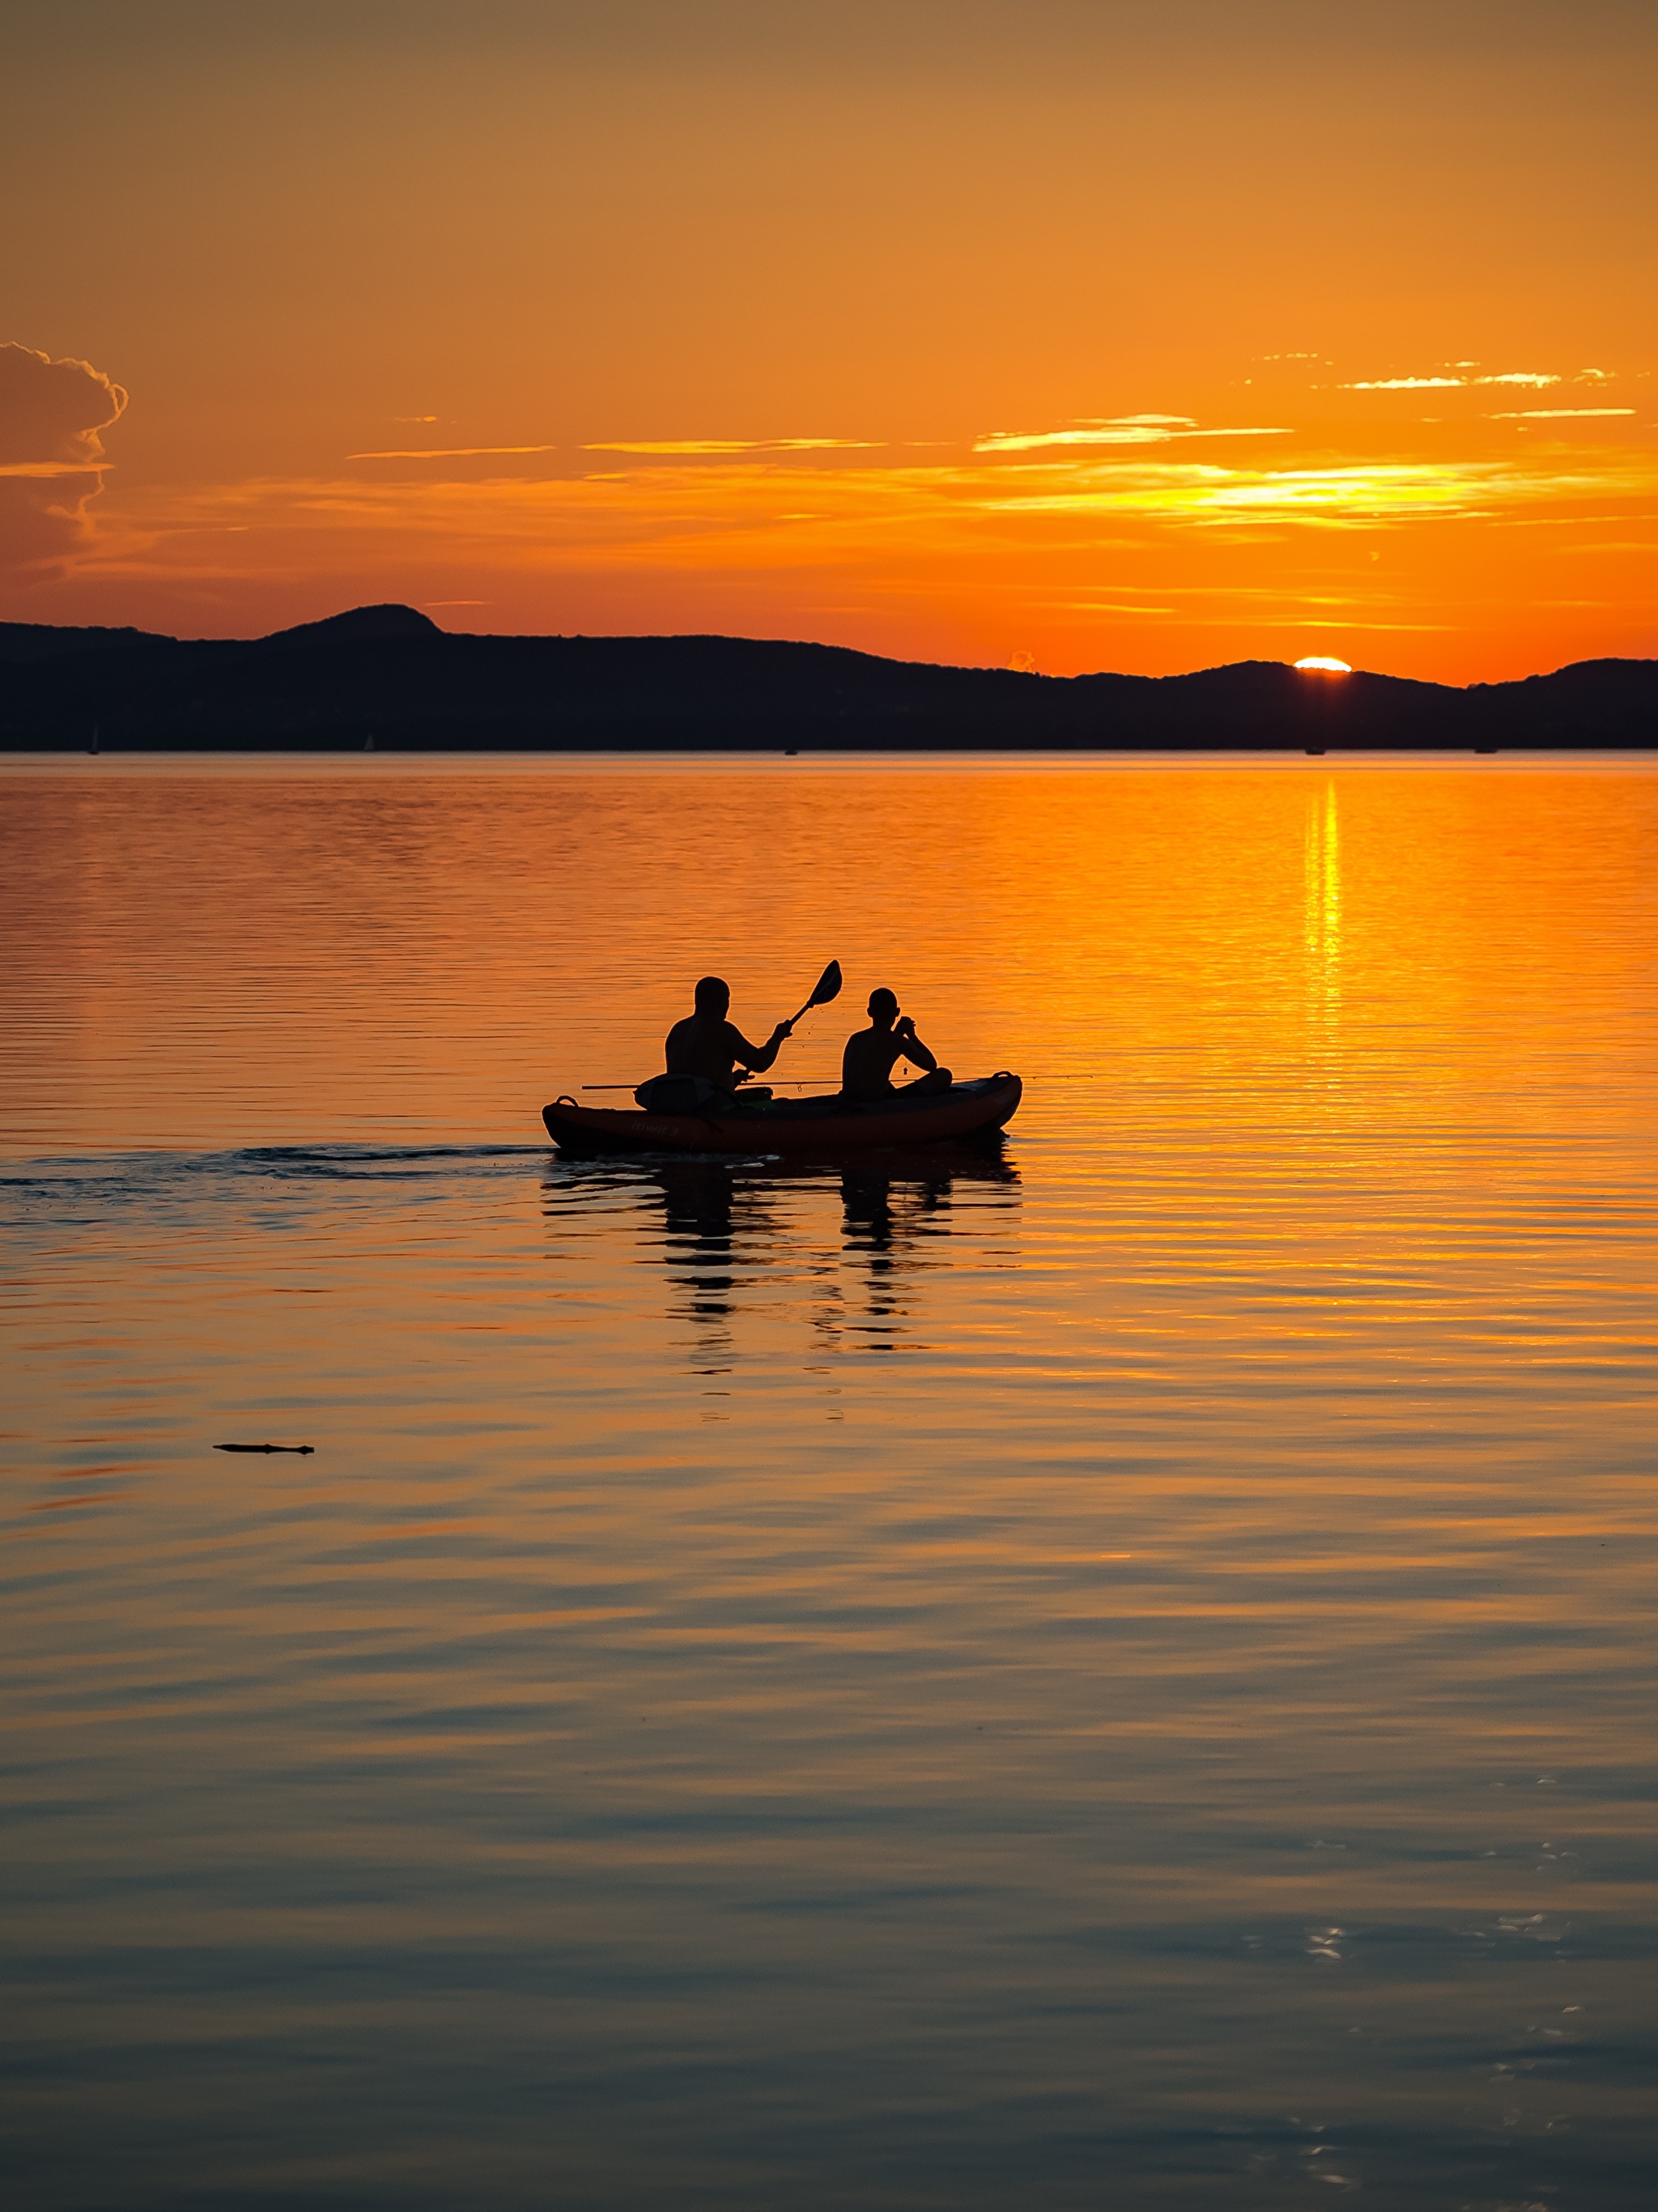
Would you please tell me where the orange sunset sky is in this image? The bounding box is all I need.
[3,0,1654,680]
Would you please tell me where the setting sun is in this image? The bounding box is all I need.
[1295,656,1354,674]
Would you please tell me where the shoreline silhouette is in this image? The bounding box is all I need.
[2,602,1652,751]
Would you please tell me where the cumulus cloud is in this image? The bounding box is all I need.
[0,341,127,576]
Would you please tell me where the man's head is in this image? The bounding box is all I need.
[694,975,731,1018]
[867,988,899,1027]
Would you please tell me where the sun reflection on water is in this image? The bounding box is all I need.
[1304,779,1342,1058]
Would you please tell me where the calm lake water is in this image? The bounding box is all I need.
[2,755,1656,2210]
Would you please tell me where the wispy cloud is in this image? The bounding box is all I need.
[977,415,1192,452]
[0,460,108,478]
[975,417,1290,453]
[980,457,1626,526]
[1487,407,1635,420]
[347,444,558,460]
[1343,372,1562,391]
[100,448,1654,586]
[1061,602,1177,616]
[580,437,875,455]
[71,395,1658,678]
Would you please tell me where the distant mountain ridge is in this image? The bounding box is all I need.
[1,606,1652,750]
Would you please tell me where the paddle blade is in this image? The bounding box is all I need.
[809,959,843,1008]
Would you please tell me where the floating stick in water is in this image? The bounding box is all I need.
[215,1443,315,1454]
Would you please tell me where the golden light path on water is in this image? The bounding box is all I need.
[1,755,1655,2210]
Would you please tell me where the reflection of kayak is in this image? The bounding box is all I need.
[542,1074,1022,1157]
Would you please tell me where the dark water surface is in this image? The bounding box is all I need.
[2,756,1656,2209]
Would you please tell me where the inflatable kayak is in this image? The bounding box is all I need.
[542,1074,1022,1157]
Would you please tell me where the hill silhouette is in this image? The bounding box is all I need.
[0,609,1652,751]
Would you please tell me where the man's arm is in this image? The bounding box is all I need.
[895,1017,938,1074]
[726,1019,792,1074]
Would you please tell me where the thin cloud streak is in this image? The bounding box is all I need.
[83,446,1658,575]
[0,461,109,478]
[581,438,876,455]
[1343,372,1562,391]
[346,445,559,459]
[976,419,1290,452]
[980,459,1630,526]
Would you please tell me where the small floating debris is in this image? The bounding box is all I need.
[215,1442,315,1454]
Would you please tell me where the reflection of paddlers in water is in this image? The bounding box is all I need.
[841,989,953,1102]
[665,974,795,1097]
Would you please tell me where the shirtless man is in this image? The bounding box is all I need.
[665,976,793,1094]
[840,989,953,1102]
